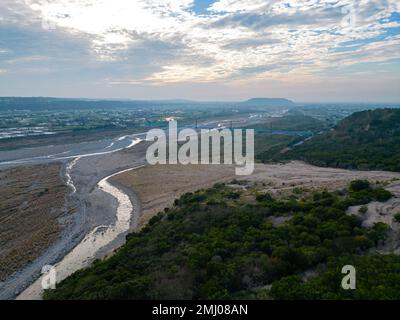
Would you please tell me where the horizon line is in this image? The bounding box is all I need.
[1,96,400,105]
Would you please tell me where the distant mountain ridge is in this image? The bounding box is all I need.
[239,98,295,107]
[0,97,295,110]
[280,108,400,171]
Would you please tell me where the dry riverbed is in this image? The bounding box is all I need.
[1,138,147,300]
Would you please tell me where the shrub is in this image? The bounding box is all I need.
[359,206,368,214]
[226,191,240,200]
[256,193,273,202]
[350,180,370,192]
[372,188,392,202]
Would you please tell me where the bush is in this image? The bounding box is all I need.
[372,188,392,202]
[350,180,370,192]
[270,254,400,300]
[256,193,273,202]
[394,213,400,223]
[359,206,368,214]
[226,191,240,200]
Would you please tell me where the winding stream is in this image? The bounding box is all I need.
[65,157,80,194]
[17,147,144,299]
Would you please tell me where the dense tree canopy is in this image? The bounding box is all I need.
[45,182,394,300]
[277,109,400,171]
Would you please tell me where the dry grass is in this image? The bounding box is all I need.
[0,164,67,280]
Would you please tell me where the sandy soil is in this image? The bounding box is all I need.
[247,161,400,194]
[111,164,238,228]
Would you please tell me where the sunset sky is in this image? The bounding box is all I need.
[0,0,399,102]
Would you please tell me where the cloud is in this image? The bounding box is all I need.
[208,0,270,13]
[0,0,399,90]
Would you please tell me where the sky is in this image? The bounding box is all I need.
[0,0,399,102]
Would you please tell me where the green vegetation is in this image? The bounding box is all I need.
[255,134,300,163]
[394,213,400,223]
[270,254,400,299]
[252,114,326,164]
[359,206,368,214]
[253,114,326,132]
[278,109,400,171]
[45,181,394,300]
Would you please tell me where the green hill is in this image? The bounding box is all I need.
[44,181,393,300]
[280,108,400,171]
[252,114,326,132]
